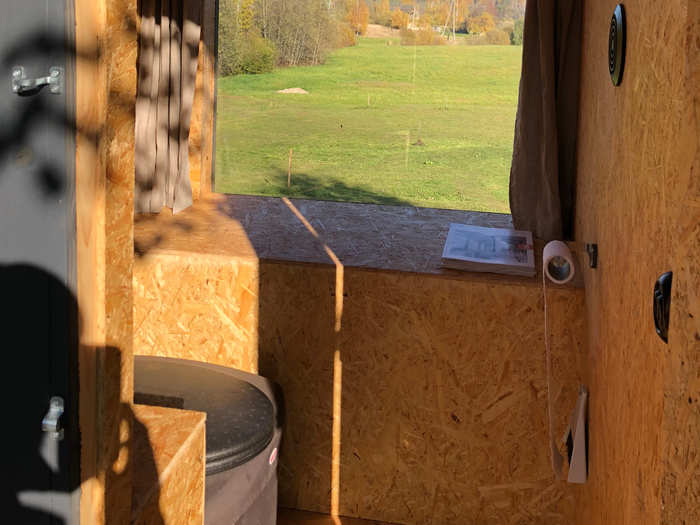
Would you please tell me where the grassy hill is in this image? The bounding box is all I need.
[215,37,521,213]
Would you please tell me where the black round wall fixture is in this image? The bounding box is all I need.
[609,4,626,86]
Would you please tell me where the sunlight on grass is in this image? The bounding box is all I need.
[215,37,521,213]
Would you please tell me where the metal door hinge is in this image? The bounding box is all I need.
[11,66,63,95]
[42,396,65,441]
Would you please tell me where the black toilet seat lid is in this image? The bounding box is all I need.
[134,356,274,475]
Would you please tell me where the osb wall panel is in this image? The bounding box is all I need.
[278,509,398,525]
[133,251,259,373]
[131,405,206,525]
[103,4,138,522]
[189,42,204,201]
[76,0,136,523]
[574,1,698,524]
[661,1,700,522]
[133,195,586,523]
[258,262,586,524]
[199,0,216,196]
[189,0,216,199]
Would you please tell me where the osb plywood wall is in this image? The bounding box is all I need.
[131,405,206,525]
[75,0,136,523]
[661,0,700,521]
[134,251,259,373]
[574,1,699,523]
[258,263,585,524]
[133,229,587,524]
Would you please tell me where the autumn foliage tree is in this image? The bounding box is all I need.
[390,8,410,29]
[371,0,391,26]
[425,0,450,27]
[261,0,355,65]
[237,0,256,32]
[467,11,495,33]
[219,0,360,75]
[510,18,524,45]
[218,0,276,75]
[346,0,370,35]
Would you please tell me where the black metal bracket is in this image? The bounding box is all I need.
[654,272,673,343]
[584,243,598,269]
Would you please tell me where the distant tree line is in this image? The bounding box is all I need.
[218,0,526,76]
[369,0,525,45]
[218,0,365,76]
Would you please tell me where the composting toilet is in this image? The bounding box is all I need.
[134,355,282,525]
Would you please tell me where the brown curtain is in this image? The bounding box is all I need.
[135,0,202,214]
[509,0,582,240]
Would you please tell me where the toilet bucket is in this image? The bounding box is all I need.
[134,356,283,525]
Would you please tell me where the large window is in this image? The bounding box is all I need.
[215,0,524,213]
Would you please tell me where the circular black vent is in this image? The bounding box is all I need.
[609,4,626,86]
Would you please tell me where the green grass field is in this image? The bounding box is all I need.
[215,38,521,212]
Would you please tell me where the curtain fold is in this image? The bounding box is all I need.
[135,0,202,214]
[509,0,582,240]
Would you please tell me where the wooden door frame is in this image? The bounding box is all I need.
[75,0,136,523]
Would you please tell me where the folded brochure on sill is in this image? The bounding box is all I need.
[441,223,535,277]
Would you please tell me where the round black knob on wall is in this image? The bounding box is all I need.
[609,4,626,86]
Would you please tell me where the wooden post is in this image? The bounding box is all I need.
[405,132,410,169]
[288,148,293,188]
